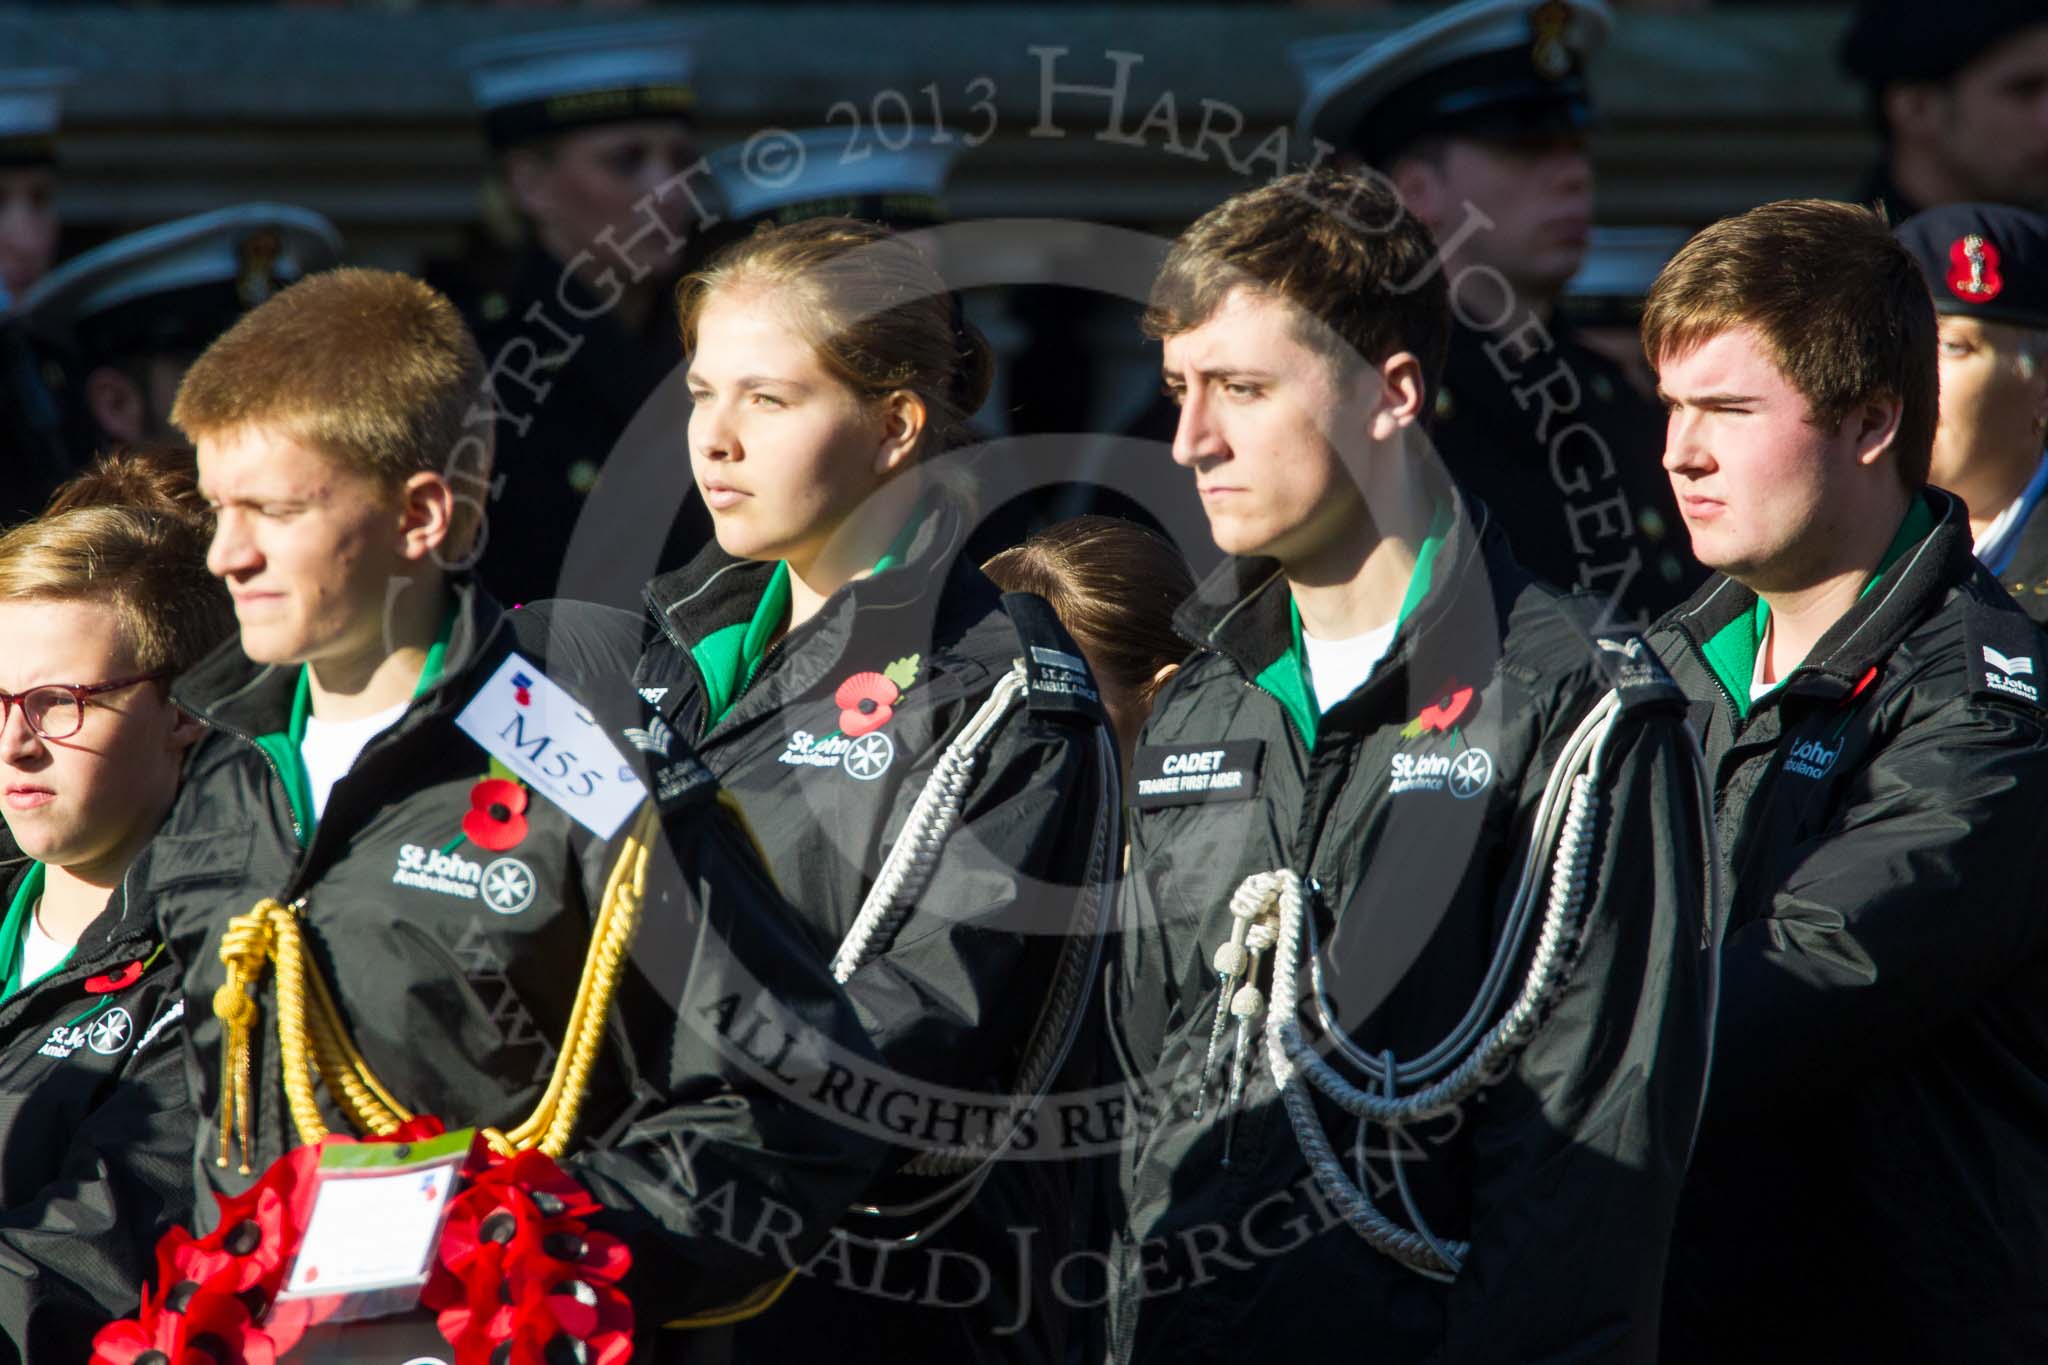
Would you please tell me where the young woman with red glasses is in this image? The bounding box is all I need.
[0,445,233,1357]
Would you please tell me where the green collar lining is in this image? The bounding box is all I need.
[1701,496,1936,718]
[255,599,458,842]
[1255,500,1454,748]
[692,561,793,731]
[691,503,924,730]
[0,863,63,1002]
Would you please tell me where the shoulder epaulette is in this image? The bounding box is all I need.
[1962,598,2048,712]
[1002,591,1110,725]
[1591,631,1688,714]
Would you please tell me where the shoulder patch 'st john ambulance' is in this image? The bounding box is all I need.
[1132,741,1264,809]
[1593,633,1687,713]
[1002,591,1110,723]
[1965,607,2046,709]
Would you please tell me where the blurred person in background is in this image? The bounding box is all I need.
[1841,0,2048,221]
[1296,0,1699,630]
[458,21,707,607]
[0,69,66,307]
[1557,226,1689,400]
[1898,202,2048,616]
[0,446,228,1361]
[0,70,72,533]
[983,514,1193,786]
[16,203,340,482]
[980,512,1191,1365]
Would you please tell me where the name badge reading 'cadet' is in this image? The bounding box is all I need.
[455,654,648,839]
[1132,741,1264,809]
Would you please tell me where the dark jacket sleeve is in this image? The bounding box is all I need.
[840,692,1119,1125]
[567,781,893,1322]
[0,987,194,1361]
[1442,696,1716,1364]
[510,599,893,1320]
[1703,695,2048,1135]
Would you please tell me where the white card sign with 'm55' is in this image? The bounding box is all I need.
[454,653,646,840]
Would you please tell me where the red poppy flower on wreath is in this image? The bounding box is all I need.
[426,1145,633,1364]
[464,778,529,852]
[834,671,900,738]
[1401,682,1476,738]
[92,1281,270,1365]
[94,1121,561,1365]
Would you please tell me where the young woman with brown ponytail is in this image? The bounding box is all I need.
[628,218,1122,1364]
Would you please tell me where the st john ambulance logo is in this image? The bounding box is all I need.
[1447,748,1494,799]
[843,731,896,781]
[1784,736,1842,781]
[481,857,538,915]
[1390,745,1494,797]
[1983,645,2040,704]
[624,715,675,757]
[87,1007,133,1056]
[41,1006,140,1060]
[393,844,484,900]
[777,728,896,779]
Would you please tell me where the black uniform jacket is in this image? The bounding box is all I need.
[1432,318,1701,628]
[631,494,1119,1364]
[0,865,190,1362]
[138,580,888,1336]
[1652,491,2048,1363]
[1106,492,1716,1364]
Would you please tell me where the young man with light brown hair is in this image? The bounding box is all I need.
[0,446,226,1358]
[135,266,886,1356]
[1104,169,1713,1364]
[1644,199,2048,1363]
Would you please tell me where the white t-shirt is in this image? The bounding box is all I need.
[301,698,411,820]
[20,904,70,986]
[1302,620,1399,714]
[1751,618,1785,704]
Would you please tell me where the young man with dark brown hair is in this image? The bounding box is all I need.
[1103,169,1715,1364]
[1644,199,2048,1363]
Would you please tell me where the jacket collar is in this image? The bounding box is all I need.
[1174,488,1522,742]
[640,492,1003,731]
[2,860,154,967]
[1660,488,1971,708]
[172,577,507,742]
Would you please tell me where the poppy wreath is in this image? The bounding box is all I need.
[93,1119,634,1365]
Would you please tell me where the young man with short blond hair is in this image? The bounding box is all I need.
[1645,199,2048,1363]
[144,267,884,1353]
[1104,170,1714,1364]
